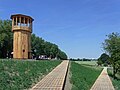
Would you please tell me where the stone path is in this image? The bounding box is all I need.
[90,67,115,90]
[31,60,69,90]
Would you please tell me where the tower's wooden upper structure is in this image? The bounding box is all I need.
[11,14,34,59]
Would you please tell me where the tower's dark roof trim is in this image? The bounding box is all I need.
[11,14,34,21]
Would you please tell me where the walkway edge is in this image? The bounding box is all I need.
[90,67,115,90]
[30,60,69,90]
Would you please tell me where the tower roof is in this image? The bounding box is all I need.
[11,14,34,21]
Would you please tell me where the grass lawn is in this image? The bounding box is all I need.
[70,61,102,90]
[108,68,120,90]
[0,59,61,90]
[76,61,102,71]
[75,61,97,66]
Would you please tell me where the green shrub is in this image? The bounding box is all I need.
[0,60,61,90]
[70,62,102,90]
[108,68,120,90]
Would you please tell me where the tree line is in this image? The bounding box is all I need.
[0,19,67,60]
[70,58,97,61]
[31,34,67,59]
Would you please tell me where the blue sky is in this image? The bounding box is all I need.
[0,0,120,59]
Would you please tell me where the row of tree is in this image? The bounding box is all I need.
[98,32,120,79]
[0,19,67,60]
[70,58,97,61]
[31,34,67,59]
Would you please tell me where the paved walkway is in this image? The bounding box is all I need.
[90,67,115,90]
[30,60,69,90]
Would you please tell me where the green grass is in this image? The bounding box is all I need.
[70,62,102,90]
[0,60,61,90]
[76,61,97,66]
[76,61,102,71]
[108,68,120,90]
[112,77,120,90]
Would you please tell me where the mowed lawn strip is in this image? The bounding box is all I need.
[70,62,102,90]
[0,60,61,90]
[76,61,97,66]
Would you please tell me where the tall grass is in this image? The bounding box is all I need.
[0,60,61,90]
[70,62,102,90]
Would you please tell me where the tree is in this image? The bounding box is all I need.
[0,19,67,60]
[0,20,13,58]
[57,49,67,60]
[49,44,59,58]
[97,53,110,66]
[31,34,67,60]
[97,59,103,66]
[31,34,45,57]
[103,32,120,78]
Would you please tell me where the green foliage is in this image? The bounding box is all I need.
[0,20,13,58]
[0,60,61,89]
[57,49,68,60]
[70,62,102,90]
[112,79,120,90]
[31,34,67,59]
[31,34,45,56]
[103,32,120,78]
[97,59,103,66]
[108,68,120,90]
[0,19,67,59]
[97,53,110,66]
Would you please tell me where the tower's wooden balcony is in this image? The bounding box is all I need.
[11,14,34,33]
[12,26,32,33]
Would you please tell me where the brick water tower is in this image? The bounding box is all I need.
[11,14,34,59]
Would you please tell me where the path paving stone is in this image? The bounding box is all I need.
[30,60,69,90]
[90,67,115,90]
